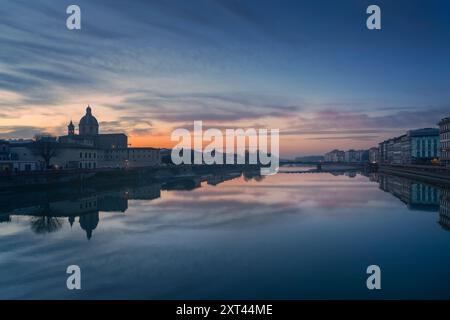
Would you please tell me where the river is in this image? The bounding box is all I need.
[0,167,449,299]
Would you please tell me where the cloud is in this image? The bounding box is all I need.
[286,106,449,134]
[306,135,379,141]
[100,118,154,136]
[0,126,46,139]
[104,90,302,123]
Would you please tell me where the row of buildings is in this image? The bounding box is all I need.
[379,118,450,166]
[324,149,370,163]
[0,106,161,172]
[323,117,450,167]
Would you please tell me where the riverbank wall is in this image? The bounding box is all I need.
[0,164,261,190]
[379,164,450,187]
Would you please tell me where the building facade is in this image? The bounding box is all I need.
[1,106,161,171]
[324,149,345,162]
[439,118,450,167]
[409,128,440,164]
[379,128,440,165]
[369,147,379,163]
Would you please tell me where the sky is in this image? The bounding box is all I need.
[0,0,450,158]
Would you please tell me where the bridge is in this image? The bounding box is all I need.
[278,163,372,174]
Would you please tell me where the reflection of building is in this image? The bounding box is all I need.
[345,171,357,178]
[439,189,450,230]
[207,172,241,185]
[97,194,128,212]
[79,212,99,240]
[410,183,440,211]
[0,169,251,238]
[439,118,450,167]
[369,172,379,183]
[0,181,166,239]
[378,174,440,211]
[126,184,161,200]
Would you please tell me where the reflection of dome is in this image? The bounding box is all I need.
[79,212,99,240]
[79,106,99,136]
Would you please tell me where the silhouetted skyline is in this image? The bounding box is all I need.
[1,0,450,157]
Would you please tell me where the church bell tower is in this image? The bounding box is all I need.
[68,121,75,136]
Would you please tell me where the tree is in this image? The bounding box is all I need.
[31,135,60,169]
[31,216,63,234]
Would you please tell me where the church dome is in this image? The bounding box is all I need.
[79,106,98,126]
[79,106,99,136]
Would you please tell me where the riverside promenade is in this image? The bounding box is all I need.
[0,164,261,190]
[379,164,450,186]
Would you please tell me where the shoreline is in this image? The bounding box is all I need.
[0,164,261,191]
[379,164,450,187]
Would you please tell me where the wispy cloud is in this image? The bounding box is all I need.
[1,0,450,156]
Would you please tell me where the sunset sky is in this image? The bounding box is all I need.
[1,0,450,158]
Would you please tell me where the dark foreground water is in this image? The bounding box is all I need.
[1,168,450,299]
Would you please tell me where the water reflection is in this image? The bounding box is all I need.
[0,169,260,239]
[1,167,450,299]
[372,173,449,230]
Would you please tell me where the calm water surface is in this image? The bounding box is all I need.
[1,168,450,299]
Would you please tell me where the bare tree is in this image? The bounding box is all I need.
[31,135,60,169]
[31,216,63,234]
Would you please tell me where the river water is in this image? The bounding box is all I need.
[0,168,449,299]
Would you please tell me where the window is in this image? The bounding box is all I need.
[422,140,425,157]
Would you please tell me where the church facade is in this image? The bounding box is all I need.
[59,106,128,150]
[1,106,160,172]
[59,106,160,169]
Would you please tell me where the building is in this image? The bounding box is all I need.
[369,147,379,163]
[101,147,161,168]
[59,106,128,149]
[0,140,10,161]
[409,128,440,164]
[324,149,345,163]
[379,128,440,165]
[0,160,40,172]
[3,106,161,171]
[59,106,160,168]
[439,118,450,167]
[7,140,98,170]
[343,149,368,163]
[344,149,357,163]
[0,140,41,172]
